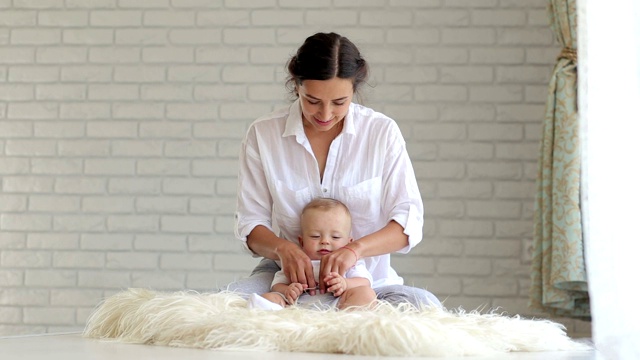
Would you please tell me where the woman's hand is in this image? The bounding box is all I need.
[276,241,317,295]
[319,245,358,294]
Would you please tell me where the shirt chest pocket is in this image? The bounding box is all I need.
[338,176,382,227]
[272,180,313,231]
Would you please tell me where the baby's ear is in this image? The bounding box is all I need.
[348,237,354,243]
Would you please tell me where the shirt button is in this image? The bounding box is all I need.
[323,188,328,193]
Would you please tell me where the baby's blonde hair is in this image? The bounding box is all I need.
[301,197,351,222]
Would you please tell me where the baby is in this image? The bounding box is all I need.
[250,198,376,310]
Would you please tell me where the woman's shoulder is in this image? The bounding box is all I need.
[243,104,293,140]
[352,103,395,123]
[350,103,401,133]
[250,104,291,128]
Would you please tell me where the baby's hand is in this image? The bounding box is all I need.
[284,283,306,304]
[324,272,347,296]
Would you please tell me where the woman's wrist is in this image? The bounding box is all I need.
[342,243,360,261]
[342,246,358,261]
[274,239,297,259]
[247,225,291,260]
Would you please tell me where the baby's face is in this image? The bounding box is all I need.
[299,208,352,260]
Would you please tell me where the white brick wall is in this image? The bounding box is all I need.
[0,1,590,337]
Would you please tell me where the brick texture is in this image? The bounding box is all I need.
[0,1,587,337]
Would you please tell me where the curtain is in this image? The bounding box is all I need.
[529,0,590,319]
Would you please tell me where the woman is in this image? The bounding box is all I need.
[231,32,440,308]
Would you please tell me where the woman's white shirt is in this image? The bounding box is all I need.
[235,99,424,288]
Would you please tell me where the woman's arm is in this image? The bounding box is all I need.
[246,225,291,260]
[348,220,409,258]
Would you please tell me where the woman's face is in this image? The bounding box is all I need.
[297,78,354,134]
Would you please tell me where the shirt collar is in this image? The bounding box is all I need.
[282,98,356,138]
[283,99,303,138]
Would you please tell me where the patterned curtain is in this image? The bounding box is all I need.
[529,0,590,320]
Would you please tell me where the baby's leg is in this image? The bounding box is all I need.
[248,292,286,310]
[261,292,288,307]
[337,286,376,310]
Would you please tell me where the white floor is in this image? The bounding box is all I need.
[0,333,598,360]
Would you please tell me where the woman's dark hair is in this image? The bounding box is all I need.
[285,32,369,99]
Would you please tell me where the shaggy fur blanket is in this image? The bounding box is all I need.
[83,288,589,357]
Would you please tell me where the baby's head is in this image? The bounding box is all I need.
[299,198,352,260]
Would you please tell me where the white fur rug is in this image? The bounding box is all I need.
[83,288,589,357]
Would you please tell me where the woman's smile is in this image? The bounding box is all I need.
[313,116,335,126]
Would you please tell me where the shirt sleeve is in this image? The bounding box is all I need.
[381,122,425,254]
[271,270,289,288]
[346,260,374,286]
[234,124,274,256]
